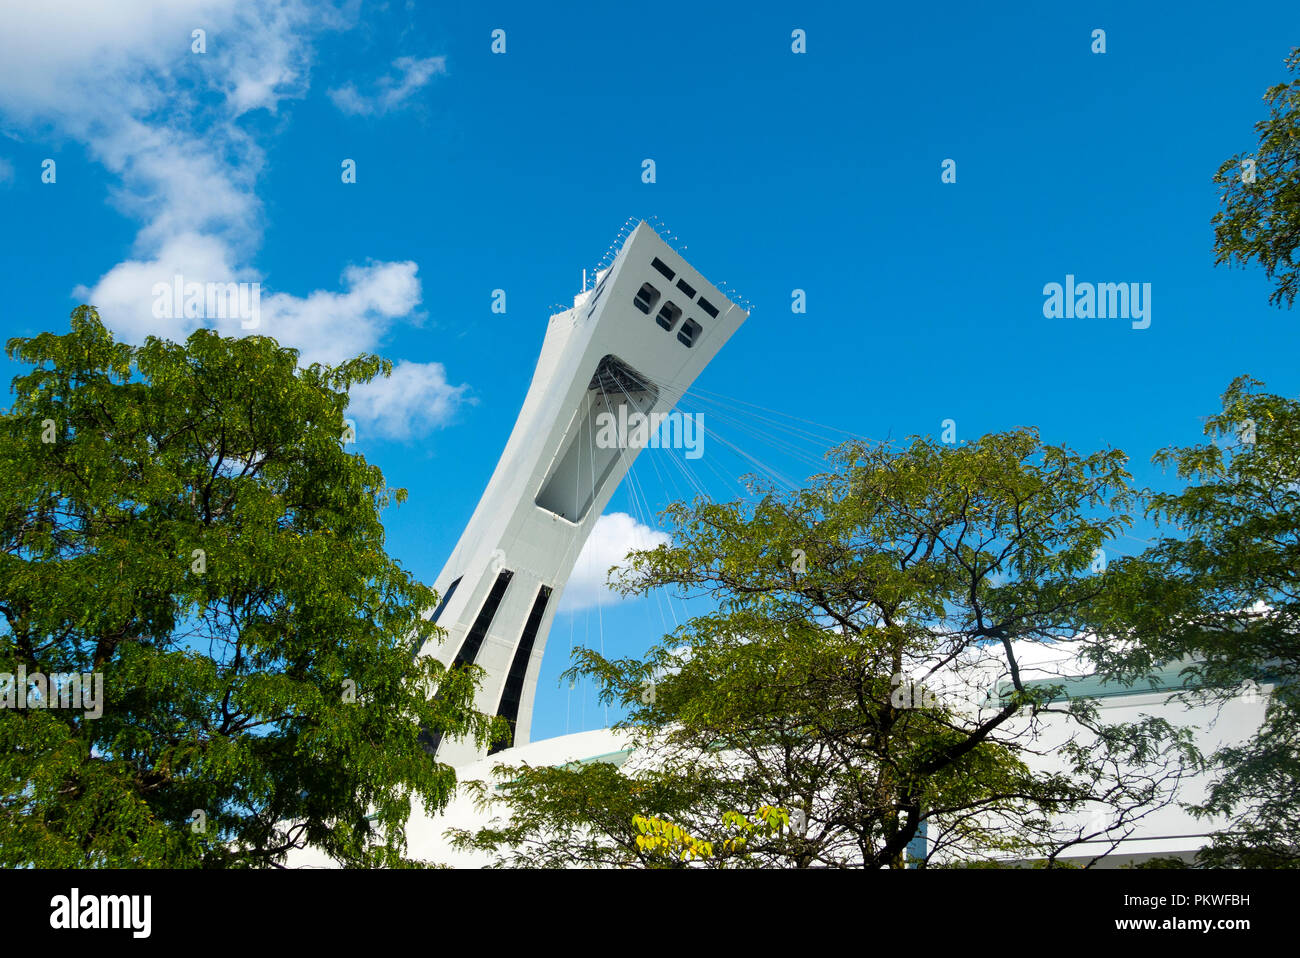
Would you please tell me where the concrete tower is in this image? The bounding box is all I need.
[417,221,748,765]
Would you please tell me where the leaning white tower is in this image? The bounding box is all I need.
[417,221,748,765]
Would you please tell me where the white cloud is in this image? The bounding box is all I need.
[328,55,446,116]
[347,359,470,441]
[0,157,13,186]
[559,513,671,612]
[71,231,242,344]
[260,261,425,368]
[0,2,323,134]
[73,250,433,370]
[0,1,464,439]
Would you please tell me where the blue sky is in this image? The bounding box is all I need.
[1,1,1297,742]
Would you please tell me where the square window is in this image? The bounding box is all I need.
[678,318,702,347]
[676,278,696,298]
[656,301,682,331]
[633,282,660,314]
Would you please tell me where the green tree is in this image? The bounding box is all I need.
[1081,51,1300,867]
[449,761,733,868]
[1086,377,1300,867]
[629,807,790,865]
[454,430,1197,868]
[0,306,496,867]
[1213,47,1300,307]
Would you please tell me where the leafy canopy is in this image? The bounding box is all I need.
[0,307,495,867]
[1087,376,1300,867]
[1213,47,1300,307]
[455,430,1196,868]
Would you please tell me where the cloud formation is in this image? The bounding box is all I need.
[328,55,446,116]
[559,513,671,612]
[348,358,471,441]
[0,1,464,438]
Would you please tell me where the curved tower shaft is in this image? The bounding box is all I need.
[417,221,747,765]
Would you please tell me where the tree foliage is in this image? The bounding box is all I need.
[0,307,495,867]
[1087,376,1300,867]
[630,807,789,864]
[456,430,1197,867]
[1213,47,1300,307]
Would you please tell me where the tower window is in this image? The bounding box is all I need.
[490,584,553,755]
[633,282,660,314]
[655,301,682,331]
[535,356,659,522]
[410,576,462,658]
[678,318,702,347]
[651,257,675,281]
[696,296,719,318]
[419,569,513,756]
[676,278,696,298]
